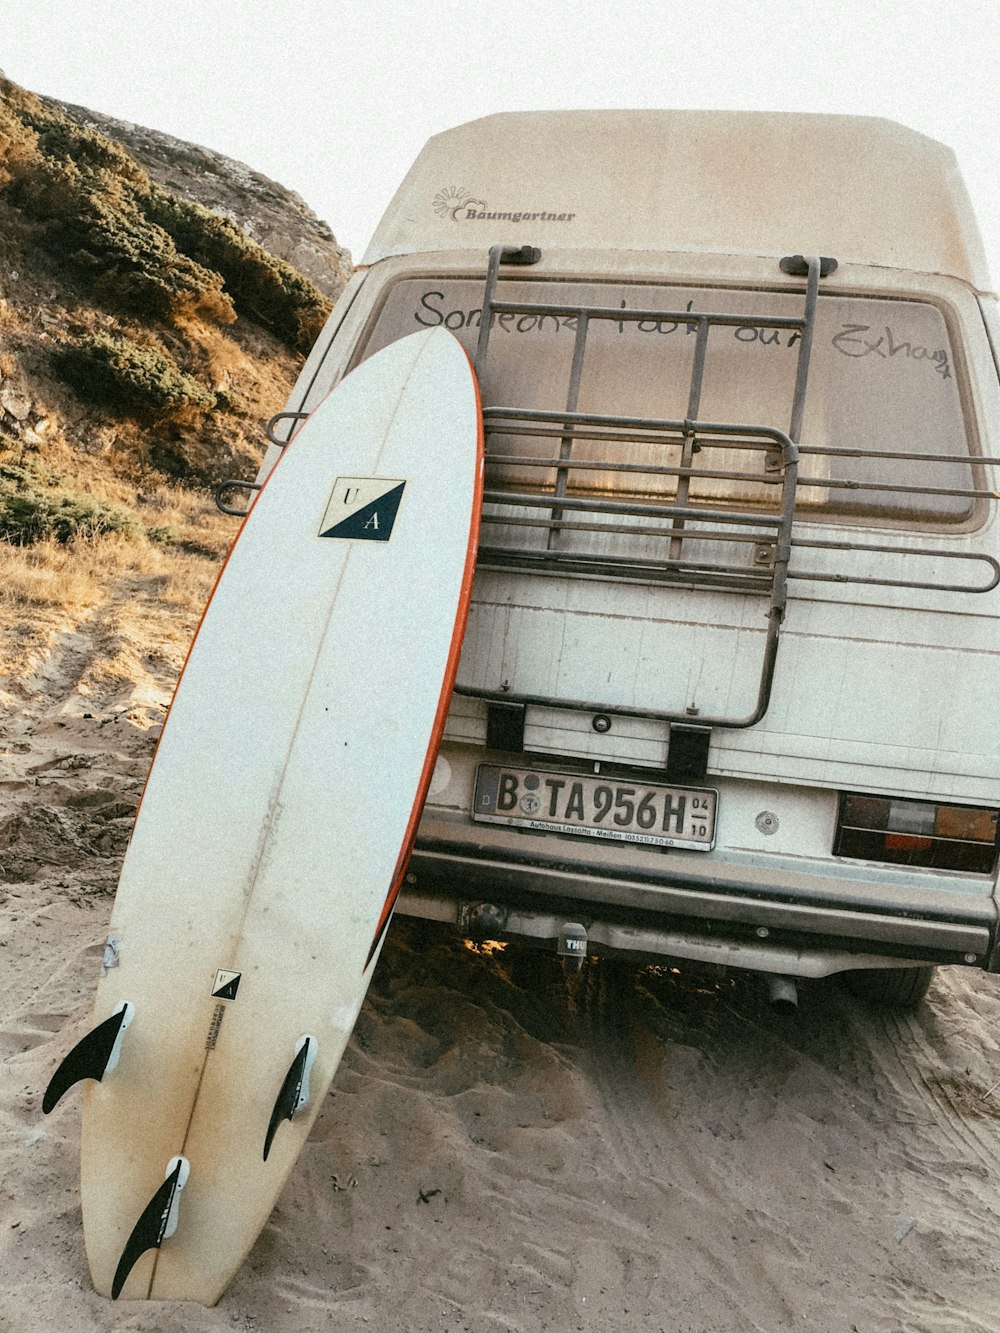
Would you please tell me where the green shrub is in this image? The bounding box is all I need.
[15,104,145,184]
[0,462,143,544]
[53,331,217,418]
[2,86,234,327]
[143,188,330,352]
[84,191,235,325]
[8,159,235,326]
[1,80,329,350]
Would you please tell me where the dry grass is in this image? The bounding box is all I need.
[0,499,234,688]
[0,538,108,611]
[0,496,230,609]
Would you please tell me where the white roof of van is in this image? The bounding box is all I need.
[363,110,990,288]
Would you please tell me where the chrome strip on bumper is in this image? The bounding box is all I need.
[409,818,997,963]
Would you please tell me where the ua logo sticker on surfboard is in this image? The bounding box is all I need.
[319,477,406,542]
[212,970,241,1001]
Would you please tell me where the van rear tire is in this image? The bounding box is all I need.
[840,965,935,1009]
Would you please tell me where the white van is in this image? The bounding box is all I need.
[235,111,1000,1007]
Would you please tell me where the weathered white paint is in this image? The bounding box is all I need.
[260,111,1000,969]
[363,111,991,288]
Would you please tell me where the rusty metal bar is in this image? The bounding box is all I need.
[265,411,309,448]
[549,311,591,550]
[787,256,821,445]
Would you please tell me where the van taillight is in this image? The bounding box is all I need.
[834,795,999,872]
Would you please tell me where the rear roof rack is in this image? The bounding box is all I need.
[218,242,1000,734]
[451,244,999,731]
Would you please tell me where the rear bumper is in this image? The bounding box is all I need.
[405,813,999,977]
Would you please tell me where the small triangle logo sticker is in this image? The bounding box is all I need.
[319,477,406,542]
[212,970,242,1001]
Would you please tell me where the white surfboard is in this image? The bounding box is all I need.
[43,327,483,1303]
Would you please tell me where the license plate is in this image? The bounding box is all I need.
[472,764,717,851]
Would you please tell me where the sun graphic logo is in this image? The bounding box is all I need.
[433,185,485,222]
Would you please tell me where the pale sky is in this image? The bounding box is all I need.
[4,0,1000,279]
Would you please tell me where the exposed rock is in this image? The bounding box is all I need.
[42,97,353,300]
[0,386,32,421]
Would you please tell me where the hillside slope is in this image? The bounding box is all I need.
[43,96,352,302]
[0,74,349,770]
[0,76,346,505]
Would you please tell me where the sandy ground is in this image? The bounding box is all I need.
[4,572,1000,1333]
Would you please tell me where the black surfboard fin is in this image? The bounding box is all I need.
[263,1035,317,1161]
[42,1001,135,1114]
[112,1155,189,1299]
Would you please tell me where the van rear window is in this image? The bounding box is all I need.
[360,279,973,523]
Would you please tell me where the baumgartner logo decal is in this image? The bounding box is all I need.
[433,185,576,225]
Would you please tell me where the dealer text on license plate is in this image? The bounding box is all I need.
[473,764,717,851]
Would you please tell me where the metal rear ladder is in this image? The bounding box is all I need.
[214,242,1000,753]
[454,244,830,732]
